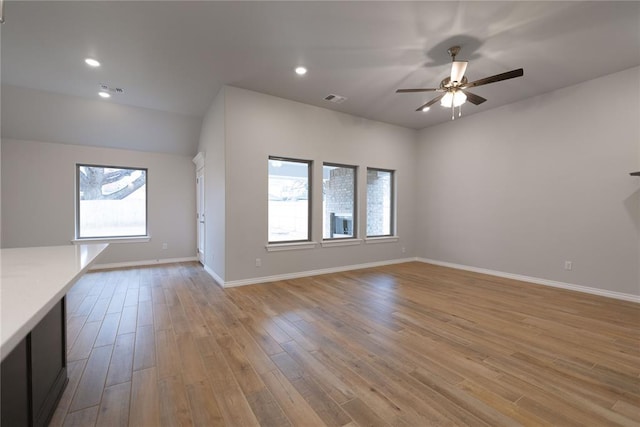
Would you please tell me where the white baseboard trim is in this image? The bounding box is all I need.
[92,255,639,303]
[418,258,640,303]
[204,257,416,288]
[91,256,198,270]
[203,264,225,289]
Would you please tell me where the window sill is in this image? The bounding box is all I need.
[364,236,399,244]
[266,241,318,252]
[72,236,151,244]
[321,239,363,248]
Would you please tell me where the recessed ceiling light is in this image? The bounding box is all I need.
[98,91,111,98]
[85,58,101,67]
[422,106,430,112]
[295,66,307,76]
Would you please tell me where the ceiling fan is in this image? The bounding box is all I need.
[396,46,523,120]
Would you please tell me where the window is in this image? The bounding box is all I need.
[76,164,147,238]
[323,163,356,239]
[366,168,394,237]
[268,157,311,243]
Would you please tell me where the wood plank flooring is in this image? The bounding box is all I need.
[50,261,640,426]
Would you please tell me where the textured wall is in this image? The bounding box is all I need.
[1,139,196,264]
[223,86,417,282]
[416,66,640,296]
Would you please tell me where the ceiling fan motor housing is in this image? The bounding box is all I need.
[440,76,468,89]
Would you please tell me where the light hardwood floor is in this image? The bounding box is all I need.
[50,261,639,426]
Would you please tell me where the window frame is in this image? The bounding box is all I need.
[322,162,358,241]
[75,163,149,240]
[366,167,395,238]
[267,156,313,244]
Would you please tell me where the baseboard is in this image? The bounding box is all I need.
[91,256,198,270]
[203,264,225,289]
[203,257,416,288]
[94,255,638,303]
[418,258,640,303]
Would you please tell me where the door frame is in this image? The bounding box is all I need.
[193,152,205,264]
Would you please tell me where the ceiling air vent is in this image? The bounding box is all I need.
[99,84,125,94]
[324,94,347,104]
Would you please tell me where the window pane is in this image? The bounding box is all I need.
[78,165,147,238]
[366,169,393,237]
[268,158,310,242]
[323,164,356,239]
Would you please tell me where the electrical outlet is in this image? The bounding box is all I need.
[255,258,262,267]
[162,243,168,250]
[564,261,572,271]
[402,247,406,254]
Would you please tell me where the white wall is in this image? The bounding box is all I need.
[416,67,640,296]
[222,86,417,282]
[1,85,202,156]
[197,88,226,279]
[4,68,636,297]
[1,139,197,265]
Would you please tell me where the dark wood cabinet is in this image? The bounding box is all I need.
[1,338,30,427]
[1,298,67,427]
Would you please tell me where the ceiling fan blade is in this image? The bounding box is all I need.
[415,94,445,111]
[461,90,487,105]
[450,61,468,84]
[396,88,438,93]
[462,68,524,89]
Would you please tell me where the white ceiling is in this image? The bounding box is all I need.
[2,1,639,130]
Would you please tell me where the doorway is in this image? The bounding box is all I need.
[196,172,205,264]
[193,152,205,265]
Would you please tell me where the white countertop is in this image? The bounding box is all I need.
[1,244,108,361]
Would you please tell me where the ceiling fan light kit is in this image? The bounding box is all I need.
[440,91,467,108]
[441,90,467,119]
[397,45,524,120]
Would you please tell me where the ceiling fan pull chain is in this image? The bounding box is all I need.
[459,104,462,118]
[451,104,455,120]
